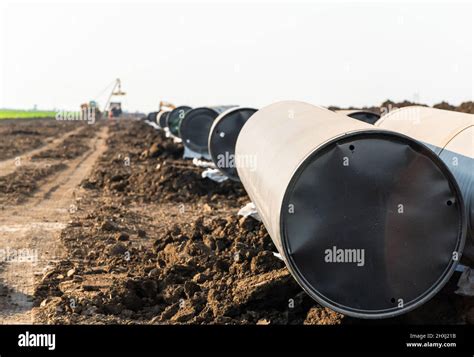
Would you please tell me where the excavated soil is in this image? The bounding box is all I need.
[34,120,315,324]
[0,119,80,161]
[81,121,246,205]
[329,100,474,115]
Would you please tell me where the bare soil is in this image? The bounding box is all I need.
[0,121,108,323]
[0,119,81,162]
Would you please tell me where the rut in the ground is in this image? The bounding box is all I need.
[0,126,86,177]
[0,126,109,324]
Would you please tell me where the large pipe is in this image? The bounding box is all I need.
[167,106,192,137]
[375,106,474,264]
[146,111,158,122]
[235,101,466,318]
[336,109,381,124]
[157,110,171,129]
[179,106,236,155]
[208,107,257,181]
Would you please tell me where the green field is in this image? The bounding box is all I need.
[0,109,56,120]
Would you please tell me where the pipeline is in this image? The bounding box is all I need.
[235,101,466,318]
[167,106,192,137]
[146,111,158,122]
[157,110,171,129]
[208,107,257,181]
[179,106,237,156]
[375,106,474,264]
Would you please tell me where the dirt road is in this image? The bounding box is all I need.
[0,125,108,324]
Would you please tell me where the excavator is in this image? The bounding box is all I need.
[158,100,175,112]
[104,78,126,118]
[147,101,176,123]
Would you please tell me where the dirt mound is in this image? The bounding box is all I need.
[453,101,473,114]
[35,199,316,324]
[328,99,428,114]
[81,121,246,205]
[0,163,67,204]
[0,119,81,161]
[433,101,473,113]
[330,100,474,115]
[32,126,97,160]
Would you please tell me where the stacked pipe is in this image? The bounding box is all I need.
[208,107,258,180]
[147,101,472,318]
[178,106,236,156]
[234,101,466,318]
[146,111,159,122]
[167,106,193,137]
[375,106,473,265]
[157,110,172,129]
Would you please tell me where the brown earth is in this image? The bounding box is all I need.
[0,120,108,323]
[0,119,81,162]
[328,100,474,115]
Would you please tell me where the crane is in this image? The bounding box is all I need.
[104,78,126,118]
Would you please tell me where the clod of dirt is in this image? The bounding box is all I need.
[116,232,130,241]
[304,307,344,325]
[108,243,128,256]
[100,220,120,232]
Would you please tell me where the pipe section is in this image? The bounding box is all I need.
[180,106,236,155]
[235,101,466,318]
[376,106,473,264]
[167,106,192,137]
[208,107,257,181]
[157,110,171,129]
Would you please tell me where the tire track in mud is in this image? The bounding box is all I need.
[0,126,109,324]
[0,126,87,178]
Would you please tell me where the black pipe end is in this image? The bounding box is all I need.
[280,131,466,318]
[209,108,257,181]
[168,106,192,137]
[180,107,219,155]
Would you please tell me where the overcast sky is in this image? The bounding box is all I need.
[0,0,472,112]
